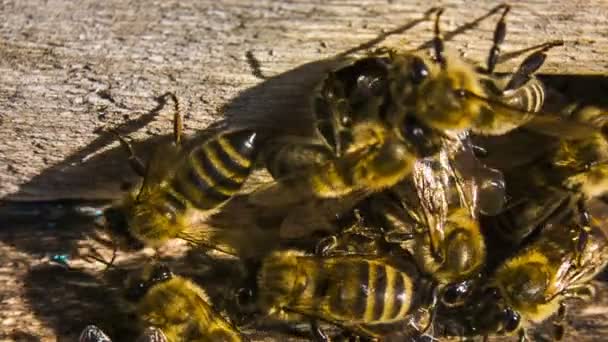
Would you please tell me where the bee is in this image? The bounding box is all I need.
[257,5,589,206]
[80,264,245,342]
[482,105,608,261]
[250,249,438,341]
[354,134,491,292]
[94,94,259,258]
[449,201,608,341]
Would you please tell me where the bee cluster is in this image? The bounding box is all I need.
[79,5,608,342]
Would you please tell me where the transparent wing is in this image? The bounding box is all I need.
[79,325,112,342]
[136,327,168,342]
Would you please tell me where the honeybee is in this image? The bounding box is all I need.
[448,201,608,341]
[482,105,608,261]
[94,94,259,258]
[256,5,590,206]
[251,249,438,341]
[356,134,492,291]
[80,264,245,342]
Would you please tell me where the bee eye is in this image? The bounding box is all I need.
[150,264,173,285]
[400,115,441,157]
[502,308,521,332]
[411,57,429,84]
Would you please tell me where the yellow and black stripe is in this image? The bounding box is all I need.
[316,258,415,324]
[502,78,545,113]
[166,130,258,212]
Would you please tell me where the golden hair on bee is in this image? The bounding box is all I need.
[463,208,608,340]
[97,95,259,259]
[125,264,245,342]
[253,249,436,340]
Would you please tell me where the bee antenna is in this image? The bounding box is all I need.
[433,8,446,68]
[82,246,117,270]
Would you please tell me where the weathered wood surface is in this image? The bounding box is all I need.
[1,0,608,200]
[1,0,608,341]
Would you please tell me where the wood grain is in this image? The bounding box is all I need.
[0,1,607,341]
[1,0,607,200]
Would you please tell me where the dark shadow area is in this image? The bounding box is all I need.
[23,264,135,341]
[22,252,255,341]
[539,74,608,108]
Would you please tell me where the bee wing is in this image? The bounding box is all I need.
[138,142,184,195]
[176,222,240,256]
[522,113,602,140]
[544,213,608,299]
[79,325,112,342]
[471,130,560,172]
[448,135,506,216]
[277,190,370,239]
[136,328,168,342]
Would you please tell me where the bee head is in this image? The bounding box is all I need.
[412,56,486,132]
[398,113,443,158]
[99,206,145,251]
[125,264,173,303]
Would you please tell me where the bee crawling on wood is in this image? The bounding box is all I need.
[88,93,260,263]
[256,4,595,212]
[80,264,246,342]
[239,248,439,341]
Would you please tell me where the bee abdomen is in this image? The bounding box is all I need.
[326,260,412,324]
[171,130,258,210]
[502,78,545,113]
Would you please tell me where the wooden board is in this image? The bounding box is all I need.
[1,1,608,341]
[1,0,607,200]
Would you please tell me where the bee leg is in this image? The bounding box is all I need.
[79,325,112,342]
[81,244,115,269]
[504,40,564,91]
[168,92,183,146]
[419,285,440,335]
[486,4,510,74]
[310,320,330,342]
[106,244,118,270]
[573,197,591,267]
[315,235,339,256]
[562,283,596,302]
[432,8,446,67]
[552,302,567,341]
[517,328,530,342]
[110,131,146,177]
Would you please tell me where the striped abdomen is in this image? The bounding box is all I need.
[305,258,415,324]
[501,78,545,113]
[167,130,258,211]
